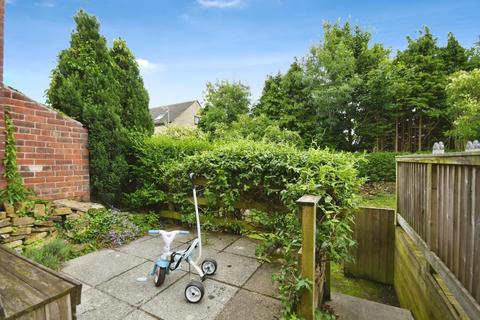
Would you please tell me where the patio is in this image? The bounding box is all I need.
[61,232,281,320]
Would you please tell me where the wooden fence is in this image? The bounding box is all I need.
[345,207,395,285]
[396,151,480,318]
[158,184,328,320]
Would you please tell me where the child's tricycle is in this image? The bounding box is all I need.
[137,173,217,303]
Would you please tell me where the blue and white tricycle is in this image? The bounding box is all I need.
[138,173,218,303]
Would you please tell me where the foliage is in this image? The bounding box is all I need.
[445,69,480,140]
[124,134,212,208]
[65,209,140,247]
[23,239,73,270]
[111,38,154,135]
[359,192,396,209]
[0,111,33,203]
[255,62,316,145]
[212,114,303,147]
[250,23,479,152]
[128,134,362,316]
[47,10,151,204]
[199,80,251,133]
[127,211,162,233]
[356,152,399,182]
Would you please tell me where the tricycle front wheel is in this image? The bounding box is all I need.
[154,267,166,287]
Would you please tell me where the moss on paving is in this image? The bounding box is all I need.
[331,262,400,307]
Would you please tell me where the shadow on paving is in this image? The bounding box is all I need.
[62,232,282,320]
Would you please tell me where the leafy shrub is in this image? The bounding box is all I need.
[129,136,362,317]
[0,111,33,203]
[357,152,399,182]
[65,209,140,247]
[124,134,212,207]
[127,211,162,233]
[23,239,72,270]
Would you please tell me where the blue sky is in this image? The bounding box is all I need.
[5,0,480,107]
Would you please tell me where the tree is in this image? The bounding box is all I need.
[47,10,127,204]
[441,33,468,74]
[110,39,154,135]
[393,27,448,151]
[446,69,480,141]
[255,62,315,144]
[199,80,250,133]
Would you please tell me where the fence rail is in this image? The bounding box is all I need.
[396,151,480,318]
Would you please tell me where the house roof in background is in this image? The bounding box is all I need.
[149,100,199,125]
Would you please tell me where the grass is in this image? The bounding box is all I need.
[331,262,399,306]
[359,192,396,209]
[23,238,73,270]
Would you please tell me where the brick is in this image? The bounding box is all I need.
[47,118,65,126]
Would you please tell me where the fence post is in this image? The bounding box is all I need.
[297,195,322,320]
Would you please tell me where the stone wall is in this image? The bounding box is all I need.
[0,200,103,252]
[0,86,90,201]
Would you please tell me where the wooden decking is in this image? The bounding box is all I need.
[0,246,82,319]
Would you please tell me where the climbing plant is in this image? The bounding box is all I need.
[0,110,32,203]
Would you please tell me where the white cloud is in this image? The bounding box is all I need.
[197,0,243,9]
[136,59,162,74]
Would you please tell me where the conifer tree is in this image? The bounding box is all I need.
[111,39,154,135]
[47,10,127,203]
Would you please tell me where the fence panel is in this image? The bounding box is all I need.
[396,152,480,316]
[345,207,395,284]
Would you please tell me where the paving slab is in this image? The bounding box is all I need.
[202,233,240,251]
[211,251,261,286]
[98,261,187,306]
[141,277,238,320]
[215,289,281,320]
[243,262,280,298]
[327,292,414,320]
[62,249,146,286]
[224,237,259,258]
[123,310,159,320]
[76,288,134,320]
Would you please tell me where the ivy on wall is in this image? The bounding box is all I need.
[0,110,32,203]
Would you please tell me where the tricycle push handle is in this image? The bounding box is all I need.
[189,172,196,188]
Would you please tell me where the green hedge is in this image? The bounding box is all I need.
[127,134,363,317]
[127,136,362,258]
[357,152,401,182]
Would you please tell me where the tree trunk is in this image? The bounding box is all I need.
[418,114,422,151]
[395,116,399,152]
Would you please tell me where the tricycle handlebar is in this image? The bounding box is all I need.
[148,230,190,236]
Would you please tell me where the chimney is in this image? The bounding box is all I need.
[0,0,4,85]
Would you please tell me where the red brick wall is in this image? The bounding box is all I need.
[0,0,4,85]
[0,86,90,201]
